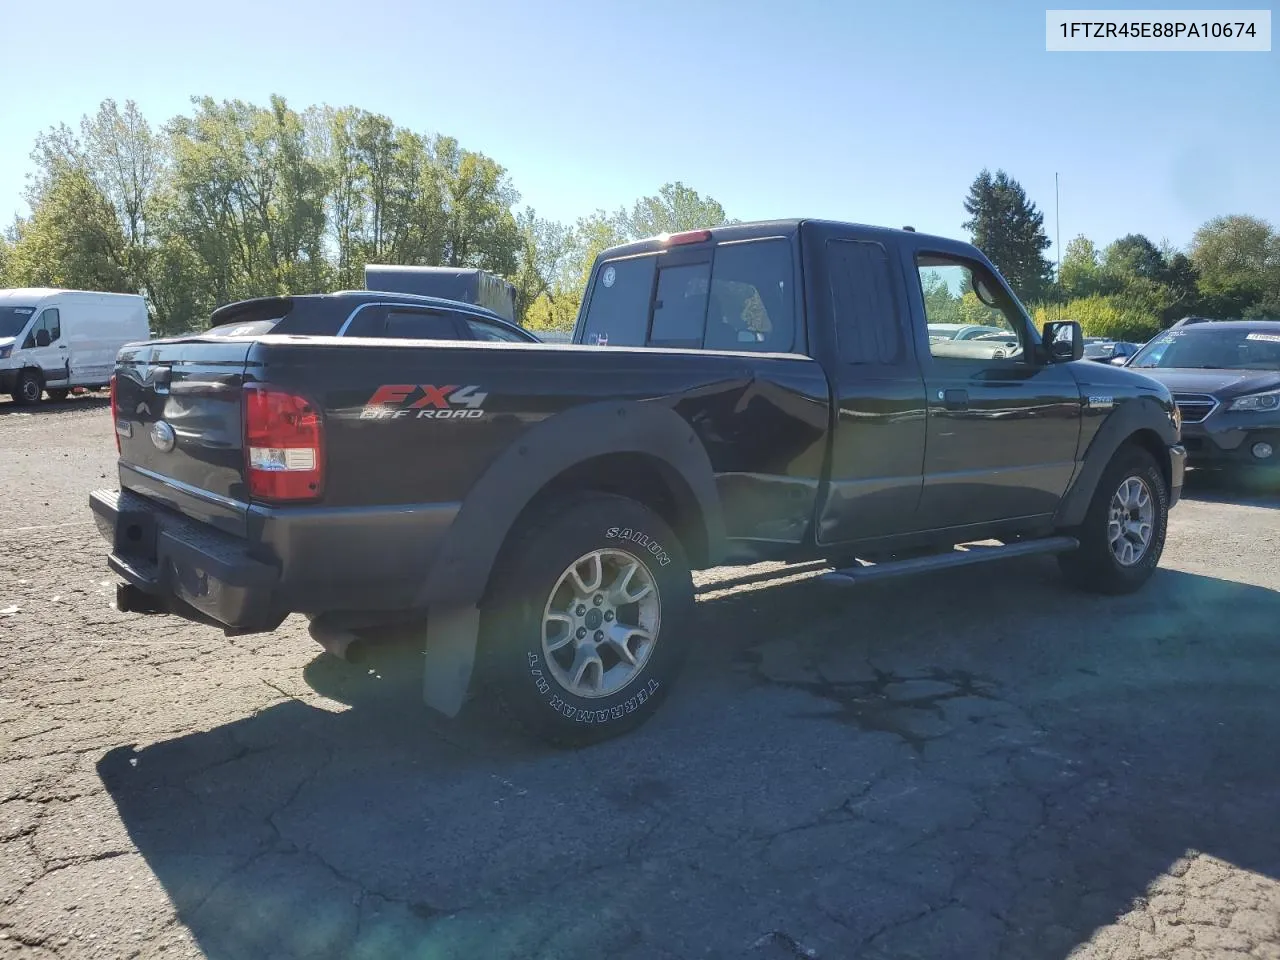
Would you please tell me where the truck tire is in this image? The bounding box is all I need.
[12,369,42,406]
[481,493,695,747]
[1058,445,1168,595]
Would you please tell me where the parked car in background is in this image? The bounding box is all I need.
[1084,339,1141,365]
[927,322,1008,341]
[0,288,149,405]
[1126,318,1280,475]
[199,291,540,344]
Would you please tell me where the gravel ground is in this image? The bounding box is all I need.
[1,396,1279,960]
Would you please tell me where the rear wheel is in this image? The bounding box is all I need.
[480,493,695,747]
[1058,446,1168,594]
[11,370,42,406]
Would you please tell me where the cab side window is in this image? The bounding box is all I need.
[23,309,60,349]
[916,256,1026,364]
[829,239,905,365]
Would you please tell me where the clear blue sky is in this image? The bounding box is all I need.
[1,0,1276,255]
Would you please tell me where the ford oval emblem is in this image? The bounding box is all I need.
[150,421,176,453]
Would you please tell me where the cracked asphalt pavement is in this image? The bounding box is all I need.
[2,396,1279,960]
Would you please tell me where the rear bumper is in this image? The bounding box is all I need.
[91,488,284,633]
[91,486,462,634]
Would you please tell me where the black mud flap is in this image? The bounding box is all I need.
[422,605,480,718]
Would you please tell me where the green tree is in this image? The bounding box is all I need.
[619,181,730,239]
[962,169,1054,303]
[1157,243,1201,323]
[1034,295,1159,343]
[511,208,574,324]
[8,165,131,291]
[0,236,10,286]
[165,95,329,307]
[433,136,521,274]
[29,101,163,294]
[1059,235,1101,299]
[1102,234,1165,281]
[1190,215,1280,318]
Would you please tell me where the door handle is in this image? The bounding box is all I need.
[943,388,969,411]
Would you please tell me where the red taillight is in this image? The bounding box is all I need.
[109,374,121,454]
[243,384,324,502]
[665,229,712,246]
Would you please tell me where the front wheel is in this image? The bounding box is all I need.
[481,493,695,747]
[12,370,42,406]
[1058,446,1169,595]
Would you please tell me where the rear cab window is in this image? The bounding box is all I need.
[578,236,796,353]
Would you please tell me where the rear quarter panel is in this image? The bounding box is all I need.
[248,337,831,545]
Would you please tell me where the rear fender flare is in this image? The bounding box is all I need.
[1055,397,1176,528]
[416,400,724,610]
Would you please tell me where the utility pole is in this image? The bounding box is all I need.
[1055,172,1062,320]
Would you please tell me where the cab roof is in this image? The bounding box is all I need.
[596,218,976,262]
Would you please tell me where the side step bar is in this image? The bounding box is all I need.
[819,536,1079,586]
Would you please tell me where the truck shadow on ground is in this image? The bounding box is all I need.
[98,563,1280,960]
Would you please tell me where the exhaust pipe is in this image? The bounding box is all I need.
[307,620,365,663]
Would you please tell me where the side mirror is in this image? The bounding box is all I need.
[1041,320,1083,363]
[34,330,51,348]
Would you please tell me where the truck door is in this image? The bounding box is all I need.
[23,308,69,385]
[908,250,1082,529]
[815,234,928,544]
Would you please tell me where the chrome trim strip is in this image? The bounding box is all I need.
[127,463,245,511]
[1172,393,1220,424]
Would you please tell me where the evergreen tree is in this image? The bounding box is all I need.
[962,169,1054,303]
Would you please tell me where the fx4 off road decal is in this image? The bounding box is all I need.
[360,384,488,420]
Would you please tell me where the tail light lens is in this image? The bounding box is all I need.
[244,384,324,502]
[109,374,121,454]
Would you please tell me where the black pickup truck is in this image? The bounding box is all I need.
[91,219,1187,745]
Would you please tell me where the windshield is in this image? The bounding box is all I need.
[1129,327,1280,371]
[0,306,37,338]
[1084,342,1117,359]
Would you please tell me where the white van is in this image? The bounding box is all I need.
[0,289,150,405]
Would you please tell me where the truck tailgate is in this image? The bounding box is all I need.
[113,339,254,536]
